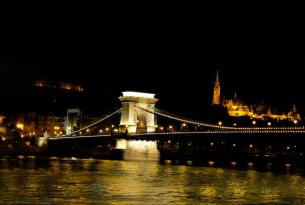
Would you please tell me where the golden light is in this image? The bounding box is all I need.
[252,120,256,125]
[248,162,254,167]
[86,129,90,132]
[249,144,253,148]
[208,161,215,166]
[54,126,60,130]
[182,123,187,127]
[111,125,115,128]
[160,127,164,131]
[122,91,155,99]
[293,120,298,124]
[99,129,103,133]
[267,122,272,126]
[16,123,24,131]
[231,161,238,166]
[106,127,109,131]
[233,123,237,126]
[218,121,223,126]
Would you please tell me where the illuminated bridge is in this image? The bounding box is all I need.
[48,91,305,162]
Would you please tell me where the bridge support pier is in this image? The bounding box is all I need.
[115,139,160,161]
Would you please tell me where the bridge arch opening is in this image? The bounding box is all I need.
[119,91,158,134]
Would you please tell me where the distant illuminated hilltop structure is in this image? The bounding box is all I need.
[212,70,301,122]
[35,80,84,92]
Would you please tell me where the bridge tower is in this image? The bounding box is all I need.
[65,109,82,134]
[119,91,158,133]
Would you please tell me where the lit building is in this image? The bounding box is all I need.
[0,115,7,141]
[16,113,37,135]
[223,92,254,117]
[213,71,301,122]
[37,115,65,136]
[15,112,65,137]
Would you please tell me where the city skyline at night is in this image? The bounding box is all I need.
[2,5,305,205]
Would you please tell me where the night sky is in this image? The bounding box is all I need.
[1,6,305,116]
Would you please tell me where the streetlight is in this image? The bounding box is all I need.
[181,123,187,131]
[252,120,256,125]
[267,122,272,126]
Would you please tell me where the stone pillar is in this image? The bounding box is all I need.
[119,92,158,134]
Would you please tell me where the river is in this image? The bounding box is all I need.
[1,154,305,204]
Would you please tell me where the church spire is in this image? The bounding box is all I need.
[267,107,272,116]
[292,104,297,113]
[234,91,237,101]
[212,69,221,106]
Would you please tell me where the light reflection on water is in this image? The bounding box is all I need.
[1,157,305,204]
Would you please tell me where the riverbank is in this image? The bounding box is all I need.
[0,144,124,160]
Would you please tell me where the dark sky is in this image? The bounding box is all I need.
[1,5,305,115]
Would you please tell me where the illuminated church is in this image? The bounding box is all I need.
[212,70,301,122]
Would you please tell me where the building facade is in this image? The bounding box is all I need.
[212,70,301,122]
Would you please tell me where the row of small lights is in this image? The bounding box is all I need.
[77,125,119,135]
[65,109,121,137]
[131,129,305,136]
[165,140,297,151]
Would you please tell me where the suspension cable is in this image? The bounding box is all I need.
[64,108,121,136]
[136,105,305,131]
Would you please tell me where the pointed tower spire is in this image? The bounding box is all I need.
[293,104,297,113]
[250,104,254,113]
[212,69,221,106]
[267,107,272,116]
[234,91,237,101]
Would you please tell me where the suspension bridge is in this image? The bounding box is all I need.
[47,91,305,161]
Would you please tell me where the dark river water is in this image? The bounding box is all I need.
[1,155,305,204]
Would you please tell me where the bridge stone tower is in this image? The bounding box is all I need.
[119,91,158,134]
